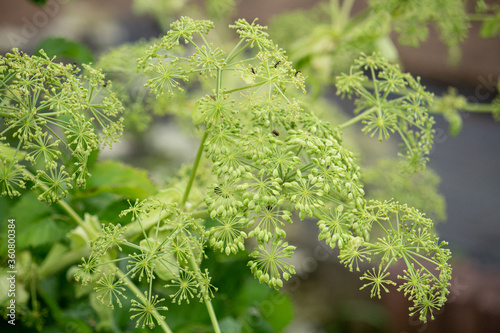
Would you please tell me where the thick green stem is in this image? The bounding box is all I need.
[340,0,356,24]
[181,65,222,207]
[38,246,89,280]
[181,131,209,207]
[460,103,496,113]
[204,299,220,333]
[330,0,341,29]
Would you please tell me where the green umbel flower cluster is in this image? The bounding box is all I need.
[77,17,451,325]
[331,200,451,322]
[75,199,217,329]
[0,49,124,202]
[336,53,435,172]
[138,16,365,290]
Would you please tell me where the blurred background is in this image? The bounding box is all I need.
[1,0,499,332]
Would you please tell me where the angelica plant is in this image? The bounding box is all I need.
[0,8,464,331]
[66,17,453,332]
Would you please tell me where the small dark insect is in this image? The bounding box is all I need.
[199,72,203,75]
[274,61,281,68]
[214,186,222,195]
[272,130,279,136]
[250,67,256,75]
[102,81,108,87]
[210,95,216,100]
[295,70,301,77]
[266,205,273,211]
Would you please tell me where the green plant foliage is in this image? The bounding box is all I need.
[480,13,500,38]
[82,160,158,200]
[430,88,466,136]
[35,37,94,64]
[269,0,500,136]
[370,0,469,48]
[1,192,70,252]
[269,2,393,94]
[96,40,194,132]
[0,49,124,202]
[270,0,474,83]
[336,53,435,172]
[72,17,451,329]
[8,0,500,329]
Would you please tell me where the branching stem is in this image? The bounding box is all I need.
[181,130,209,207]
[338,107,377,129]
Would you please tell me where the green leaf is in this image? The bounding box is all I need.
[6,192,70,251]
[233,277,271,315]
[84,161,157,200]
[155,187,183,204]
[0,195,14,215]
[99,199,132,224]
[38,243,69,275]
[68,226,90,251]
[35,37,93,64]
[260,292,294,332]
